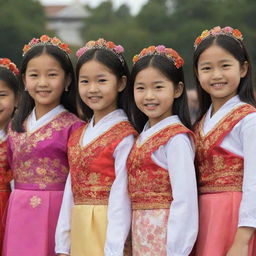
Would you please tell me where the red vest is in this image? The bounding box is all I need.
[0,140,12,191]
[68,121,137,205]
[127,123,193,210]
[195,104,256,194]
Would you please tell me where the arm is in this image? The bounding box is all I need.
[166,134,198,256]
[227,117,256,255]
[55,173,74,255]
[104,135,134,256]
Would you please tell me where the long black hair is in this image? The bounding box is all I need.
[193,34,256,121]
[12,45,78,132]
[124,54,192,133]
[76,48,130,121]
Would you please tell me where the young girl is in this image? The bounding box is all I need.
[0,58,19,253]
[3,35,84,256]
[55,38,137,256]
[126,45,198,255]
[193,26,256,256]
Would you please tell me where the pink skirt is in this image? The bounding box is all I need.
[2,189,63,256]
[132,209,169,256]
[195,191,256,256]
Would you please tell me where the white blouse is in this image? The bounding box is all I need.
[0,129,7,141]
[139,115,198,256]
[55,109,135,256]
[202,95,256,228]
[27,105,65,132]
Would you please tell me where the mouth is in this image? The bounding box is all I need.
[210,82,227,88]
[144,103,159,110]
[36,90,51,96]
[88,96,102,102]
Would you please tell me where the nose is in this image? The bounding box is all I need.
[212,68,222,80]
[145,88,155,100]
[38,76,47,87]
[88,82,99,93]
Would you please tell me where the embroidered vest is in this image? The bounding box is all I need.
[195,104,256,194]
[127,123,193,210]
[0,140,11,191]
[68,121,137,205]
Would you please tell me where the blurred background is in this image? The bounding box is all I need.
[0,0,255,90]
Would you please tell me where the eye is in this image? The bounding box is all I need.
[201,66,211,71]
[0,93,7,97]
[79,79,88,84]
[49,73,58,77]
[29,73,37,77]
[98,79,107,83]
[222,64,231,68]
[155,85,164,89]
[135,86,144,91]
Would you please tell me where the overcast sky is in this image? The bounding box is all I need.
[40,0,148,14]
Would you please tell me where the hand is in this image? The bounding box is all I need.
[226,227,255,256]
[226,242,248,256]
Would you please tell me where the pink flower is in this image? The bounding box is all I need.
[76,47,87,58]
[156,45,166,52]
[224,26,233,33]
[114,45,124,54]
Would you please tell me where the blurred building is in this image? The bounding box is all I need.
[43,1,88,46]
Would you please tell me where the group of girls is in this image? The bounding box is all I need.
[0,25,255,256]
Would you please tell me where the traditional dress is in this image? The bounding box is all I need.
[3,105,83,256]
[127,116,198,256]
[0,130,12,254]
[55,109,137,256]
[194,96,256,256]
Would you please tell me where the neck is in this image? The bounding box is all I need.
[35,104,59,120]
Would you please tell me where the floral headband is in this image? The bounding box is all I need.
[23,35,72,56]
[76,38,125,65]
[133,45,184,69]
[194,26,243,49]
[0,58,19,76]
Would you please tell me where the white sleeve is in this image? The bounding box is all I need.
[166,134,198,256]
[238,117,256,228]
[104,135,134,256]
[55,173,74,255]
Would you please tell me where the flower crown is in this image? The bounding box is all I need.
[133,45,184,69]
[0,58,19,76]
[194,26,243,49]
[76,38,125,64]
[23,35,72,56]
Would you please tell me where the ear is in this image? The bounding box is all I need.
[118,76,127,92]
[240,61,249,78]
[174,81,184,98]
[65,73,72,90]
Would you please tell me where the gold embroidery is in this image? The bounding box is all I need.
[30,195,42,208]
[128,123,191,210]
[69,122,137,205]
[195,104,256,193]
[14,157,68,188]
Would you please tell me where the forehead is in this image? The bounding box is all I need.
[0,80,12,91]
[79,60,113,75]
[135,66,167,81]
[198,44,237,63]
[27,53,62,69]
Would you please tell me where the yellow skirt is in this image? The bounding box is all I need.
[70,205,108,256]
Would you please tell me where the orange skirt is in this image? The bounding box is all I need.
[195,192,256,256]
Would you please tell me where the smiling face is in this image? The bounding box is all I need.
[134,66,183,127]
[23,53,70,118]
[78,60,125,123]
[197,44,248,112]
[0,80,16,130]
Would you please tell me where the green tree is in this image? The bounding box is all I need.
[0,0,45,65]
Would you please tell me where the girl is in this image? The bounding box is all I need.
[193,26,256,256]
[126,45,198,255]
[3,35,83,256]
[0,58,19,252]
[55,38,137,256]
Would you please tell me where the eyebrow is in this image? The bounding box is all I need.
[199,59,233,66]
